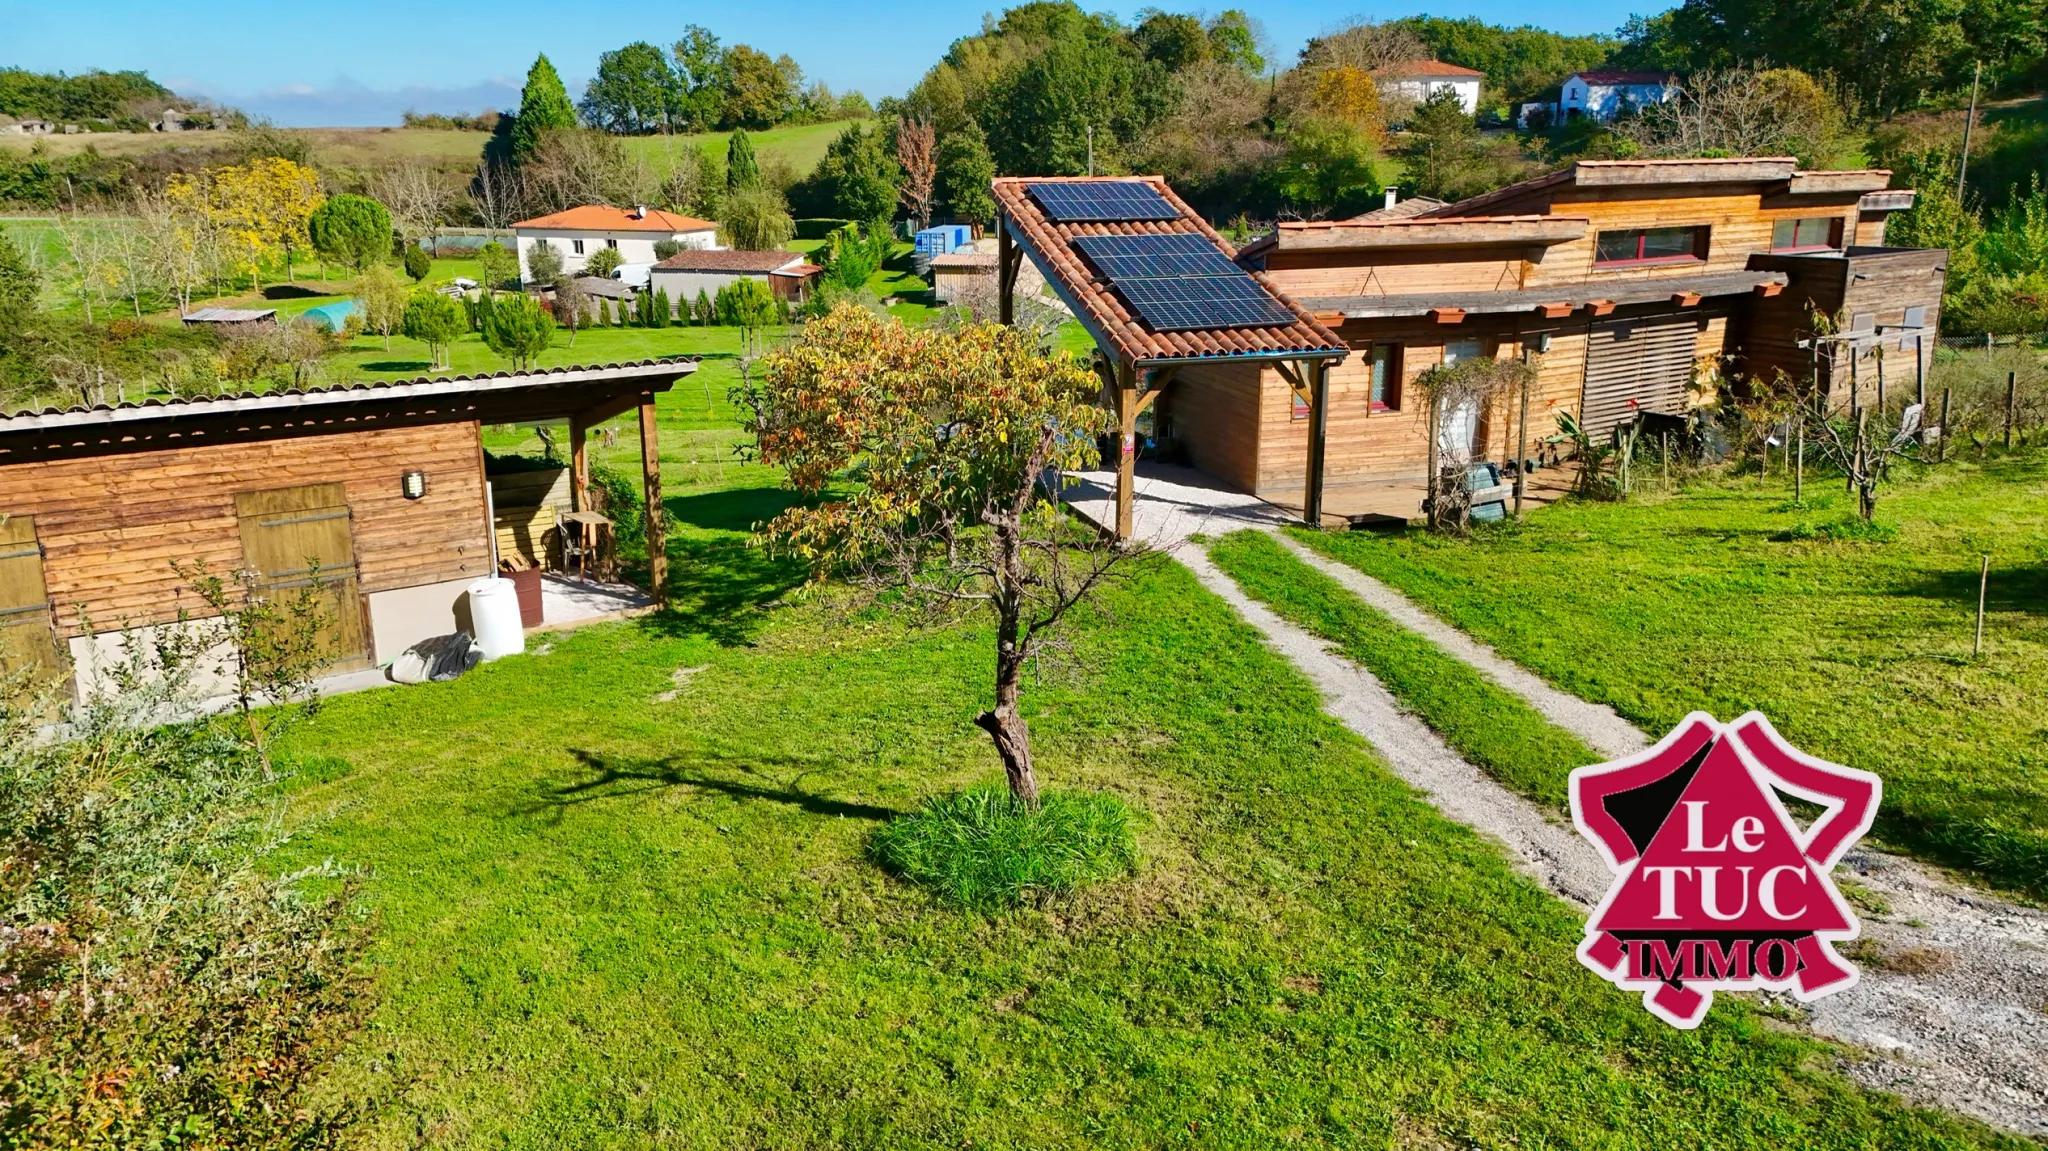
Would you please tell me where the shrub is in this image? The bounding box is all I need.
[0,665,370,1148]
[584,246,625,279]
[795,218,852,240]
[401,242,431,282]
[652,238,683,261]
[1774,517,1901,542]
[868,785,1137,911]
[590,461,646,558]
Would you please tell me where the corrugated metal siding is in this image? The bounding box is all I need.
[1580,315,1702,435]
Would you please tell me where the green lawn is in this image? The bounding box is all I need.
[1207,530,1600,809]
[272,391,2024,1145]
[624,120,855,180]
[1291,452,2048,900]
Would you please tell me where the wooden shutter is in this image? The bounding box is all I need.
[234,484,371,671]
[1580,316,1701,437]
[0,514,67,707]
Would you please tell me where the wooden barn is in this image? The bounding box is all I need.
[992,162,1947,530]
[0,359,694,705]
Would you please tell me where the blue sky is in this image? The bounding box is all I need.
[2,0,1651,127]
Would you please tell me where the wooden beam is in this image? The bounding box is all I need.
[1132,364,1178,416]
[638,400,667,604]
[1302,359,1330,530]
[1115,360,1137,541]
[1754,281,1784,298]
[575,389,653,429]
[1670,290,1702,307]
[1272,359,1305,394]
[569,413,589,513]
[997,217,1017,327]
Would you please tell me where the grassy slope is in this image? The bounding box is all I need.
[1293,455,2048,899]
[274,405,2020,1147]
[1207,530,1599,809]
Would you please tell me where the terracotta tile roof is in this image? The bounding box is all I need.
[651,248,805,273]
[1377,59,1485,78]
[513,205,716,233]
[768,262,822,277]
[1345,196,1448,222]
[993,176,1348,366]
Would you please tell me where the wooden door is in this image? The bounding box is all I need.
[234,483,371,671]
[0,514,68,710]
[1580,316,1702,437]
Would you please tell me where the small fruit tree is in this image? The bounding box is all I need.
[739,305,1130,806]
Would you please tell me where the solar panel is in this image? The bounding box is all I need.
[1072,233,1243,280]
[1112,275,1299,332]
[1026,181,1179,223]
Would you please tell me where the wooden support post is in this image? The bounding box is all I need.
[638,400,666,603]
[569,413,589,513]
[1303,359,1329,530]
[1514,349,1531,517]
[1938,387,1951,463]
[997,216,1015,327]
[2005,371,2017,448]
[1115,360,1137,541]
[1915,334,1926,408]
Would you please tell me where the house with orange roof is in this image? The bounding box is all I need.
[513,205,720,284]
[1375,60,1485,115]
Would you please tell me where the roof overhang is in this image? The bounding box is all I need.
[1252,215,1588,255]
[1302,269,1789,321]
[0,359,696,440]
[1857,189,1917,214]
[1785,170,1893,195]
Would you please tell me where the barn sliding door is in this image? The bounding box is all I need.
[0,515,67,709]
[234,484,371,671]
[1580,316,1703,437]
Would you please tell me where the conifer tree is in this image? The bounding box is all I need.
[511,55,578,163]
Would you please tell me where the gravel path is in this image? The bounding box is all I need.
[1191,538,2048,1136]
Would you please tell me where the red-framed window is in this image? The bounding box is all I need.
[1593,225,1709,267]
[1369,344,1402,412]
[1771,216,1844,252]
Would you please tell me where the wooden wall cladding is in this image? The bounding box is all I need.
[0,420,490,636]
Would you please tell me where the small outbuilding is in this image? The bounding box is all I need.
[0,359,694,706]
[647,249,822,304]
[1375,60,1485,115]
[181,307,278,335]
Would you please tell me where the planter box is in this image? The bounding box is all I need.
[503,566,544,628]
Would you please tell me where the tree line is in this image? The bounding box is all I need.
[576,27,870,135]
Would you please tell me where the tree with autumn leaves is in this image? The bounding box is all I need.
[165,157,323,290]
[739,306,1139,805]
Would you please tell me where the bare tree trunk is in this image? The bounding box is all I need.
[976,524,1041,807]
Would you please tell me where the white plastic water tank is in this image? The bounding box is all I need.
[467,578,526,661]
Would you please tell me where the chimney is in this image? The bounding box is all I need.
[1384,188,1399,210]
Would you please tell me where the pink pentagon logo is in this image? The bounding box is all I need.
[1569,712,1882,1028]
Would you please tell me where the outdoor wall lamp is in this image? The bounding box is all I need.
[402,471,428,500]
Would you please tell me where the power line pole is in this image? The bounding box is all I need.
[1958,61,1981,200]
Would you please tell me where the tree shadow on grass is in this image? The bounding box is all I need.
[514,748,900,823]
[642,486,815,646]
[360,360,435,373]
[1887,560,2048,616]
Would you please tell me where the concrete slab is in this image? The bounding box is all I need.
[1060,462,1292,546]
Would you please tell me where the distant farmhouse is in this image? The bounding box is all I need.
[647,249,822,306]
[513,206,720,284]
[1523,71,1682,125]
[1375,60,1485,115]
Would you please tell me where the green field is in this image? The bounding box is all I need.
[0,120,859,181]
[269,373,2024,1148]
[1290,454,2048,899]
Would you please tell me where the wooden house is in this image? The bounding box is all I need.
[993,161,1946,532]
[0,359,693,705]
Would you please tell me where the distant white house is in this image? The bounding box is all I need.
[1,119,56,136]
[513,205,720,284]
[1559,71,1680,122]
[1374,60,1485,116]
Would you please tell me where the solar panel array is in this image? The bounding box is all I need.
[1072,233,1243,280]
[1026,181,1180,223]
[1070,232,1297,332]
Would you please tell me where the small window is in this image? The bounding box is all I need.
[1594,226,1708,267]
[1442,338,1485,365]
[606,238,619,248]
[572,239,586,255]
[1369,344,1402,412]
[1771,216,1842,252]
[1291,390,1309,420]
[1903,305,1927,329]
[1850,312,1875,332]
